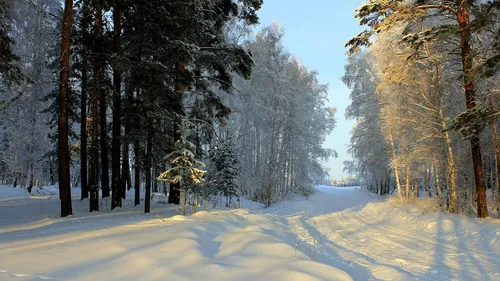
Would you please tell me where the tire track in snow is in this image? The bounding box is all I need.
[343,208,499,280]
[320,210,437,281]
[316,207,495,281]
[0,269,54,280]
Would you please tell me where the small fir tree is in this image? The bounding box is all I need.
[209,134,240,208]
[158,119,205,215]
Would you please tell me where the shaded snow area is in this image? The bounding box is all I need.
[1,185,499,281]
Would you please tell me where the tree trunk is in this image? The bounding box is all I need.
[121,144,130,196]
[134,140,140,206]
[442,114,458,213]
[89,54,100,212]
[405,164,411,199]
[181,183,187,216]
[58,0,74,217]
[457,0,488,218]
[80,58,89,200]
[153,164,158,193]
[425,168,431,197]
[100,90,110,198]
[145,125,152,213]
[168,61,185,205]
[25,164,33,193]
[111,2,122,210]
[121,79,134,194]
[493,119,500,208]
[433,157,443,206]
[49,155,54,186]
[389,134,403,201]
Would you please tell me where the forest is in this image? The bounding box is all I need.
[343,0,500,218]
[0,0,335,217]
[1,1,500,280]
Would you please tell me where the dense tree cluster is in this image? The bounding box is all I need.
[344,0,500,218]
[229,24,337,206]
[0,0,336,216]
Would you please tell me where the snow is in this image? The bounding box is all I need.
[1,184,499,281]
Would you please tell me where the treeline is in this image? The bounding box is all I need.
[228,24,336,207]
[344,0,500,218]
[0,1,336,216]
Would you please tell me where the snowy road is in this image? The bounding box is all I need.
[0,185,499,281]
[266,186,500,281]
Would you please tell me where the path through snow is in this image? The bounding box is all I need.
[0,185,499,281]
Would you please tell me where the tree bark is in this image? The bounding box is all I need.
[457,1,487,217]
[493,119,500,207]
[145,125,152,213]
[181,183,187,216]
[80,13,89,199]
[405,164,411,199]
[440,108,458,213]
[58,0,74,217]
[153,164,158,193]
[168,61,185,205]
[433,157,443,206]
[25,164,33,193]
[100,90,110,198]
[49,155,54,186]
[89,26,100,212]
[121,79,134,194]
[389,134,403,201]
[89,85,100,212]
[111,1,122,210]
[134,140,140,206]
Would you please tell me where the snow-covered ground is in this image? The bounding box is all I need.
[0,185,499,281]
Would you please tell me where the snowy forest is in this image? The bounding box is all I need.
[343,0,500,218]
[2,1,500,280]
[0,0,335,216]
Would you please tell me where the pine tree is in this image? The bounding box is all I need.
[158,119,206,215]
[58,0,75,217]
[209,134,240,207]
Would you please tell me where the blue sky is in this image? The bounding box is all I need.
[255,0,365,180]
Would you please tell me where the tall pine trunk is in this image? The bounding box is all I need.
[111,2,122,210]
[121,79,133,196]
[121,81,133,194]
[58,0,74,217]
[89,82,100,212]
[80,65,88,200]
[134,140,140,206]
[80,28,89,200]
[457,0,487,218]
[100,89,110,198]
[145,125,152,213]
[89,14,101,212]
[493,119,500,209]
[168,61,185,205]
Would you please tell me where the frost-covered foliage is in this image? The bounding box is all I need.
[1,0,335,214]
[0,0,60,189]
[345,1,500,218]
[203,134,240,207]
[158,119,206,215]
[221,24,336,206]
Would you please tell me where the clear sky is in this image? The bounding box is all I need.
[255,0,365,180]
